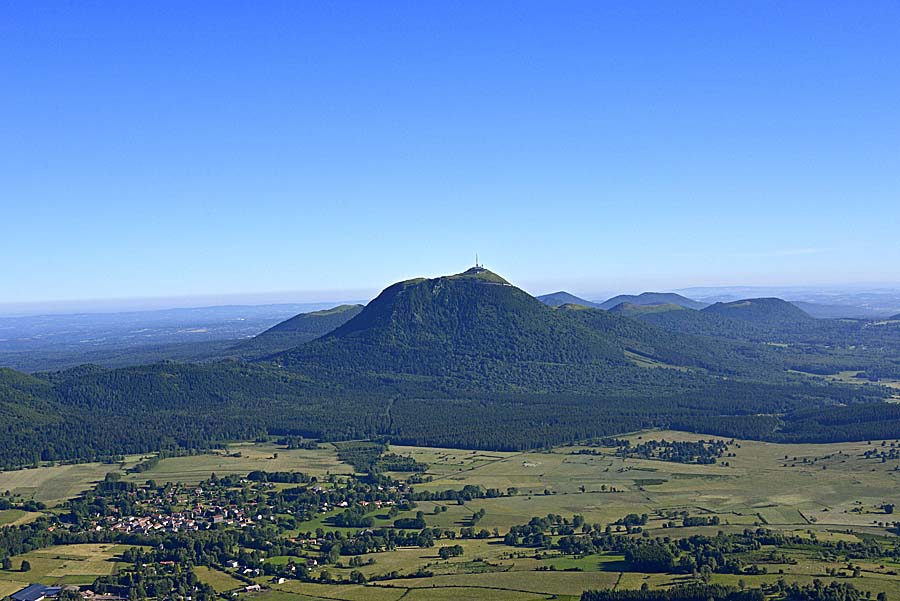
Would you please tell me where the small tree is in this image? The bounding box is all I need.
[21,560,31,572]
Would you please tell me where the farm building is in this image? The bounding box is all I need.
[9,584,62,601]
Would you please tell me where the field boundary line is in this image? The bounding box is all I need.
[425,451,527,485]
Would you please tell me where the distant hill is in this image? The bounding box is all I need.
[608,302,689,318]
[0,302,350,372]
[788,301,881,320]
[536,291,600,308]
[598,292,706,311]
[233,304,364,358]
[701,298,813,325]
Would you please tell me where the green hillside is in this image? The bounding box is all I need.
[701,297,814,325]
[232,304,363,358]
[536,291,600,308]
[598,292,706,311]
[607,302,688,317]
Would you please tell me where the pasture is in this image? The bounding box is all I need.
[123,443,352,484]
[0,543,130,586]
[0,459,142,506]
[0,509,41,527]
[392,431,900,534]
[193,566,247,592]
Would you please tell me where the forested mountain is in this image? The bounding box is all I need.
[626,301,900,380]
[232,304,363,358]
[537,291,600,308]
[598,292,706,311]
[0,267,897,468]
[627,298,819,342]
[608,303,689,317]
[701,298,813,325]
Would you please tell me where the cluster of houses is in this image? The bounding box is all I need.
[100,506,257,534]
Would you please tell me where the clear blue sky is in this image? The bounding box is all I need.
[2,1,898,307]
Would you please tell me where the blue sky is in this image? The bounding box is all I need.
[2,1,898,307]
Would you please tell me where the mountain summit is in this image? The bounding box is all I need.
[537,291,600,308]
[277,267,626,382]
[273,267,761,393]
[701,297,813,325]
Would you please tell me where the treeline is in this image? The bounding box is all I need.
[582,584,762,601]
[574,438,730,464]
[584,581,886,601]
[0,351,896,470]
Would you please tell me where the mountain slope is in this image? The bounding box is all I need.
[598,292,706,311]
[275,268,633,390]
[273,268,783,392]
[701,298,813,325]
[631,298,817,342]
[608,302,688,318]
[537,291,600,308]
[232,304,363,358]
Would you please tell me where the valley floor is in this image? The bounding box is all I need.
[2,431,899,601]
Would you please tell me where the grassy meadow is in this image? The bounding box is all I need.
[122,443,353,485]
[0,459,143,506]
[0,543,132,588]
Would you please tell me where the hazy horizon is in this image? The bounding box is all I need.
[4,272,900,318]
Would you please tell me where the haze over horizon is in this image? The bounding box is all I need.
[3,2,898,307]
[3,269,900,317]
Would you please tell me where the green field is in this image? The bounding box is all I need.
[0,509,41,527]
[193,566,248,592]
[0,544,132,587]
[0,458,143,506]
[391,432,900,535]
[123,443,353,484]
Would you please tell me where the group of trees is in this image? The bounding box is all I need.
[581,581,887,601]
[0,556,30,572]
[92,561,215,601]
[334,441,428,474]
[503,514,900,580]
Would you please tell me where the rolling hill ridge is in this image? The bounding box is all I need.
[536,291,600,308]
[598,292,706,311]
[233,304,363,358]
